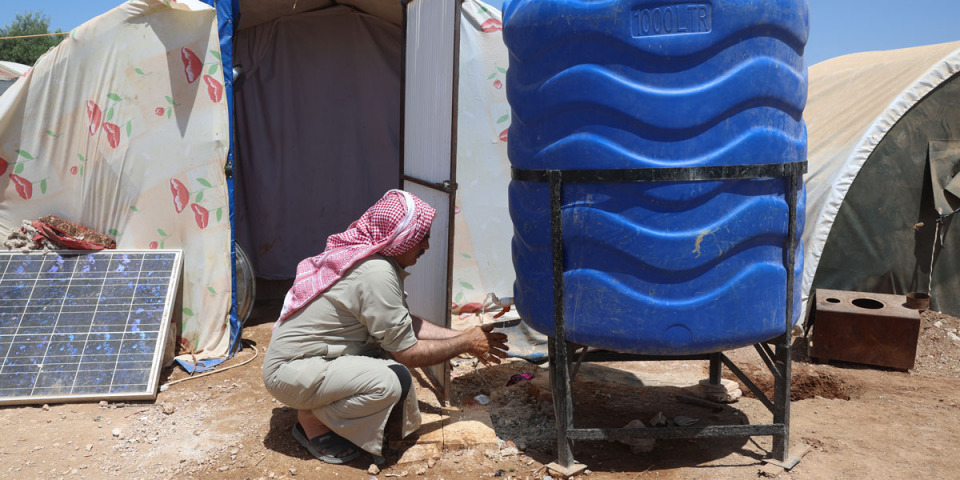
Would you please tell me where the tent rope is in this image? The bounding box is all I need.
[0,32,69,40]
[928,218,942,293]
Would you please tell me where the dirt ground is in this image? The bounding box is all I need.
[2,296,959,480]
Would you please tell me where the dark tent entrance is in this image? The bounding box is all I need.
[226,0,461,395]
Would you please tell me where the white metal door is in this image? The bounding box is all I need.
[401,0,460,401]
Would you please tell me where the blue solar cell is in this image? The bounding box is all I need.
[0,314,21,331]
[111,371,150,389]
[0,388,34,397]
[0,283,32,300]
[53,325,90,335]
[41,358,81,372]
[2,363,40,372]
[0,250,180,405]
[17,326,55,336]
[33,280,70,294]
[19,313,58,326]
[9,338,49,358]
[116,359,153,370]
[92,311,128,325]
[34,370,79,389]
[6,258,43,274]
[0,371,38,388]
[102,282,137,299]
[74,370,113,386]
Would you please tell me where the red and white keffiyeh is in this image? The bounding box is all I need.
[276,189,436,324]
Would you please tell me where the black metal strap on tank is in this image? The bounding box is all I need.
[511,161,807,183]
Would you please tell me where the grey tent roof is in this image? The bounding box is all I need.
[803,40,960,316]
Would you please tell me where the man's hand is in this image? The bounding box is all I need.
[391,323,510,369]
[463,325,509,366]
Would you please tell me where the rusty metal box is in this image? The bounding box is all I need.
[808,289,921,370]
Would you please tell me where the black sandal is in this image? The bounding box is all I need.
[291,423,360,464]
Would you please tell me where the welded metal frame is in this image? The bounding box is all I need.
[512,162,805,471]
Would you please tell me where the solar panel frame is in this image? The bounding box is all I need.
[0,250,182,405]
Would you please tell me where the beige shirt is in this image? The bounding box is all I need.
[264,254,419,371]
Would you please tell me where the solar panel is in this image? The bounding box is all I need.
[0,250,182,405]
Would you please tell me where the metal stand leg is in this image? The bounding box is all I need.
[709,352,722,384]
[765,172,809,469]
[549,337,575,468]
[772,342,792,460]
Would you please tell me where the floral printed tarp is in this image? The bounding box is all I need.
[453,0,515,313]
[0,0,232,362]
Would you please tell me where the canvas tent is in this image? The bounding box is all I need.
[802,40,960,318]
[0,62,29,97]
[0,0,516,388]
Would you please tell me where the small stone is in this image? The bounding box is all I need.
[70,468,78,475]
[934,321,943,328]
[500,447,519,457]
[648,412,667,427]
[231,448,239,455]
[42,404,50,411]
[268,473,276,479]
[428,458,436,468]
[948,332,960,342]
[217,466,229,472]
[483,449,497,459]
[289,467,297,475]
[85,444,93,452]
[619,420,655,453]
[584,470,593,476]
[368,464,380,475]
[99,401,108,407]
[416,466,427,476]
[699,378,740,393]
[111,429,121,437]
[162,404,176,415]
[759,463,782,477]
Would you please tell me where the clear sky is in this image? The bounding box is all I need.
[1,0,959,66]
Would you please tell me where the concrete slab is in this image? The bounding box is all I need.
[396,443,442,465]
[546,461,588,478]
[438,405,500,450]
[390,411,447,448]
[392,406,499,453]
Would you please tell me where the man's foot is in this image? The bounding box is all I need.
[291,423,360,464]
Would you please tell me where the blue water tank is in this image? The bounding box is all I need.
[503,0,808,355]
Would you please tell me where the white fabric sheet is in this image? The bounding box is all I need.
[0,0,232,359]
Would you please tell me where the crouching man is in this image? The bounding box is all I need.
[262,189,509,464]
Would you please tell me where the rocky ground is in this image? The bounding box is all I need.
[1,300,959,480]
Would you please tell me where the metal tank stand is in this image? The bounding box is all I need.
[511,162,806,475]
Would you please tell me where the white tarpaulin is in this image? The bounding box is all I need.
[452,0,515,311]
